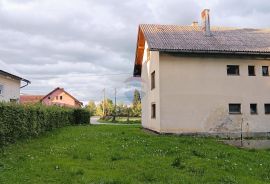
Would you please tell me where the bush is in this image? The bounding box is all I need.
[73,108,90,125]
[0,103,90,148]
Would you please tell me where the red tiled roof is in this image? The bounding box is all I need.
[20,95,44,104]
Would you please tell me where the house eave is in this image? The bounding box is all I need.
[133,49,270,77]
[0,70,31,84]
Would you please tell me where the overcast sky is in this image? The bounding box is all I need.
[0,0,269,105]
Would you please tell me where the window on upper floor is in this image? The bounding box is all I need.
[0,85,3,95]
[60,96,63,100]
[151,71,155,90]
[262,66,269,76]
[229,104,241,114]
[250,104,257,114]
[265,104,270,114]
[227,65,239,75]
[248,66,256,76]
[151,103,156,119]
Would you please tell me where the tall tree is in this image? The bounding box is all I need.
[87,100,96,116]
[132,89,141,107]
[96,98,114,117]
[132,90,141,117]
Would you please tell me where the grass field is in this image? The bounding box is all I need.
[98,117,141,124]
[1,125,270,184]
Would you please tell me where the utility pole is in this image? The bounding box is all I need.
[113,88,117,122]
[103,88,106,118]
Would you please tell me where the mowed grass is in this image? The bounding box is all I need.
[0,125,270,184]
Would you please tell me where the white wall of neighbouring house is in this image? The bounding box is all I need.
[158,53,270,135]
[141,42,161,132]
[0,75,21,103]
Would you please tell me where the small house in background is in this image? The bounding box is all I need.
[0,70,30,103]
[41,87,82,108]
[21,87,82,108]
[133,9,270,137]
[20,87,83,108]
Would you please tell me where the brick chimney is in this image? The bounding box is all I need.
[201,9,211,36]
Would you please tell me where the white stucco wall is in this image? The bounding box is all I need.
[157,53,270,135]
[0,75,21,102]
[141,42,161,132]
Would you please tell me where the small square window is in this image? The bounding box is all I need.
[227,65,239,75]
[248,66,256,76]
[48,96,51,99]
[250,104,257,114]
[262,66,269,76]
[60,96,63,100]
[151,71,155,90]
[229,104,241,114]
[265,104,270,114]
[151,103,156,119]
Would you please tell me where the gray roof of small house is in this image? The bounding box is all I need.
[140,24,270,55]
[0,70,30,83]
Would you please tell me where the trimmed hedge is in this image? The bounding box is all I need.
[0,103,90,147]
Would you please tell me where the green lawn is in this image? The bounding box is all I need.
[0,125,270,184]
[98,117,141,124]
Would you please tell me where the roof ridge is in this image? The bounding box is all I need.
[139,24,270,31]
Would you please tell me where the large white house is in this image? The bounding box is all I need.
[133,9,270,137]
[0,69,30,103]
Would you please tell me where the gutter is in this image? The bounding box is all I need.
[20,79,31,89]
[155,49,270,58]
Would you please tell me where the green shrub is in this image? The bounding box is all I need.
[0,103,90,148]
[73,108,90,125]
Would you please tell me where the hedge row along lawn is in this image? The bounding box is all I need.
[1,125,270,184]
[0,103,90,148]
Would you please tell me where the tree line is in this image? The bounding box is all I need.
[86,89,141,117]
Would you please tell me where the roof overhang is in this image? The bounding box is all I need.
[133,24,270,77]
[0,70,31,84]
[133,26,145,77]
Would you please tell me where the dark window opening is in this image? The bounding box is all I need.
[229,104,241,114]
[0,85,3,95]
[227,65,240,75]
[10,99,17,103]
[151,103,156,119]
[151,71,155,90]
[262,66,269,76]
[250,104,257,114]
[248,66,256,76]
[265,104,270,114]
[60,96,63,100]
[48,96,51,99]
[56,96,58,100]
